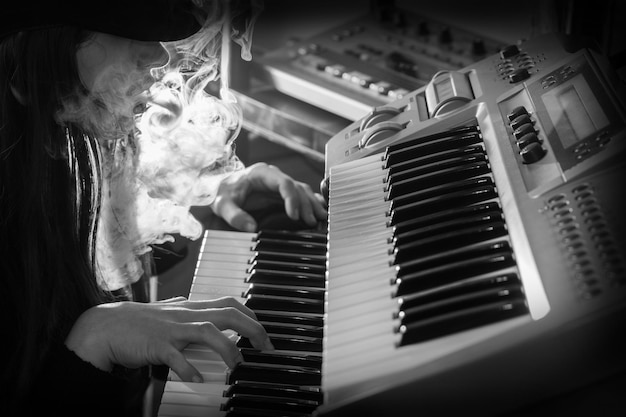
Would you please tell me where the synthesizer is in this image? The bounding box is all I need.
[158,32,626,416]
[320,32,626,415]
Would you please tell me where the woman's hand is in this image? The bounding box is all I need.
[210,162,328,232]
[65,296,274,383]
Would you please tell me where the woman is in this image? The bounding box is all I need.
[0,0,327,415]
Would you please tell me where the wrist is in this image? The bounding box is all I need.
[65,311,114,372]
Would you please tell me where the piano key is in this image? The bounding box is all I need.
[244,284,324,300]
[391,221,508,264]
[238,335,323,353]
[386,161,491,200]
[247,259,326,275]
[255,312,324,328]
[397,284,525,326]
[394,250,516,296]
[246,269,325,288]
[241,351,323,369]
[389,176,495,210]
[391,211,503,246]
[383,124,479,152]
[388,185,498,224]
[244,294,325,314]
[221,394,319,414]
[259,323,323,339]
[227,363,322,386]
[256,230,327,244]
[389,201,501,231]
[396,273,522,311]
[383,145,486,181]
[395,241,512,276]
[197,256,254,271]
[252,238,326,257]
[251,250,327,265]
[397,299,529,346]
[158,381,227,417]
[189,283,246,299]
[383,130,482,167]
[224,381,323,403]
[386,152,487,187]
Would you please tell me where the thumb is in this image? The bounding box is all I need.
[214,198,258,232]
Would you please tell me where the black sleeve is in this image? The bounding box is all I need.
[27,343,150,417]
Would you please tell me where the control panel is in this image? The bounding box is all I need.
[253,4,506,120]
[322,33,626,309]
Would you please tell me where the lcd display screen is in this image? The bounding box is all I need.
[542,74,610,149]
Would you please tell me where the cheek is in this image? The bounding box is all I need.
[76,42,110,91]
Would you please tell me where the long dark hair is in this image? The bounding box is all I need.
[0,28,108,408]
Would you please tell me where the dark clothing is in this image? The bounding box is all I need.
[26,343,150,417]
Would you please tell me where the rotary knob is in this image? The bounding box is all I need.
[510,114,531,131]
[520,142,546,164]
[513,123,535,139]
[516,132,540,149]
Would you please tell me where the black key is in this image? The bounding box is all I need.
[240,351,322,369]
[398,284,525,326]
[254,312,323,328]
[245,294,324,314]
[384,145,485,182]
[246,269,325,288]
[238,335,322,352]
[391,221,508,264]
[386,161,491,200]
[257,230,327,244]
[386,152,486,186]
[221,394,319,414]
[389,202,501,231]
[395,241,511,277]
[248,259,326,275]
[227,363,322,385]
[259,323,323,339]
[396,273,521,311]
[224,381,323,403]
[394,244,516,296]
[253,239,326,257]
[391,211,503,247]
[397,299,528,346]
[244,284,325,301]
[389,177,494,210]
[252,250,327,266]
[388,184,498,225]
[383,126,480,167]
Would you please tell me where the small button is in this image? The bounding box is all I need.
[500,44,520,59]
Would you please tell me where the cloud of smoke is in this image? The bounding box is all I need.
[56,0,264,290]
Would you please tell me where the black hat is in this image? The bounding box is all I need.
[0,0,203,42]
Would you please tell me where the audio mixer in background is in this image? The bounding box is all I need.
[252,2,509,121]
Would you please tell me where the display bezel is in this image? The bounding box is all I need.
[528,54,623,172]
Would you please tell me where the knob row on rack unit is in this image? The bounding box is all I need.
[498,44,535,84]
[507,105,546,164]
